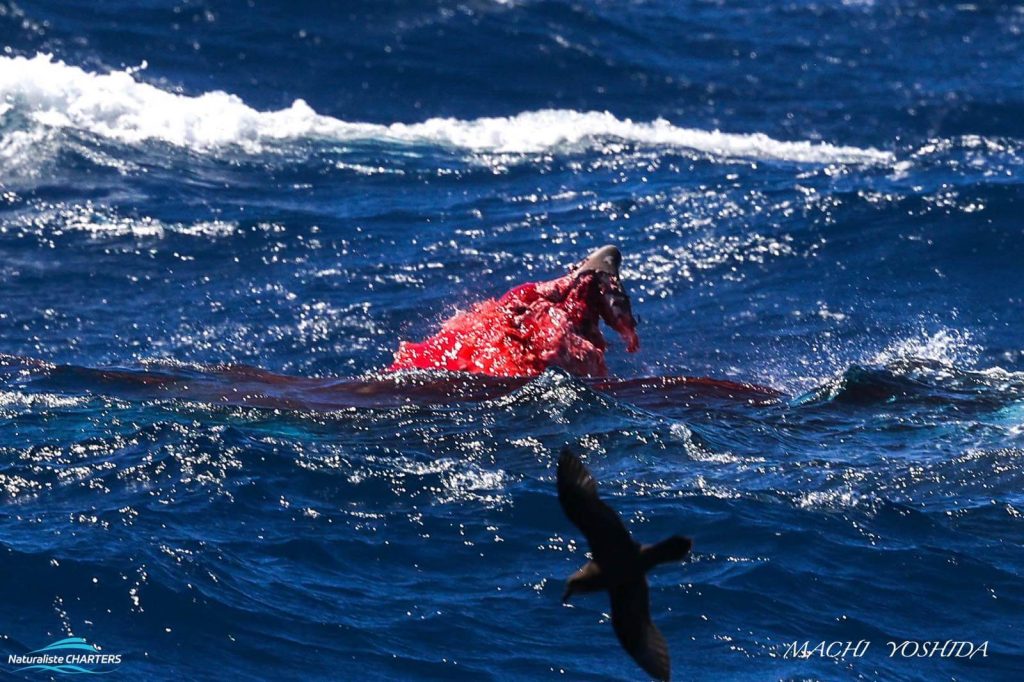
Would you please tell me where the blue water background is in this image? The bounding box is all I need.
[1,1,1023,679]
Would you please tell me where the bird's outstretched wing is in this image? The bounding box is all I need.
[556,448,635,564]
[610,578,671,681]
[640,536,693,572]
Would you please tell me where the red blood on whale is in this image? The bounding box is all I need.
[388,256,639,378]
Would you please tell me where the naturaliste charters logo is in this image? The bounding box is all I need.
[8,637,123,675]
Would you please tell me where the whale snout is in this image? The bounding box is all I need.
[575,244,623,276]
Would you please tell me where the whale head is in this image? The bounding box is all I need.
[573,245,640,354]
[388,244,640,377]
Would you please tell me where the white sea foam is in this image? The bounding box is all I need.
[0,390,87,409]
[870,328,980,369]
[6,202,238,238]
[0,54,894,164]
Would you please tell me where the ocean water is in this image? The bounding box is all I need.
[1,1,1023,679]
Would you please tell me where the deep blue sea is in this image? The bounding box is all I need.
[1,1,1023,680]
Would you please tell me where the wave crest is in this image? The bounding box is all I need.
[0,54,893,164]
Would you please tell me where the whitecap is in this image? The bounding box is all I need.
[0,54,894,164]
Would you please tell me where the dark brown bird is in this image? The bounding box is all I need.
[556,448,692,682]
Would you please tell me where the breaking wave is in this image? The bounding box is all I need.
[0,54,894,164]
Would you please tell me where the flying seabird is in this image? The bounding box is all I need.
[556,448,692,681]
